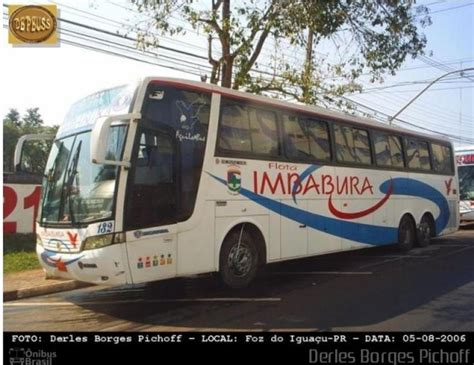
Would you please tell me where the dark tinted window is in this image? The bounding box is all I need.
[432,143,453,174]
[218,103,251,152]
[140,85,211,223]
[249,108,279,155]
[334,125,371,165]
[406,138,431,171]
[373,132,404,168]
[283,114,330,161]
[127,129,176,229]
[217,99,280,157]
[134,133,174,185]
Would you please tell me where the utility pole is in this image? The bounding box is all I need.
[388,67,474,125]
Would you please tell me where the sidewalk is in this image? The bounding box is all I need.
[4,269,91,301]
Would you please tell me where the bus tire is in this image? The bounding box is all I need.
[398,215,416,252]
[417,214,435,247]
[219,230,259,289]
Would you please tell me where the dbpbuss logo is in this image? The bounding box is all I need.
[8,5,57,45]
[227,165,241,195]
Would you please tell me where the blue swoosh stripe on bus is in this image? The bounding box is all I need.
[209,174,450,245]
[380,178,449,235]
[40,250,84,268]
[291,165,321,204]
[211,174,397,245]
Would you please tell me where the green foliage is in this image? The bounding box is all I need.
[131,0,430,107]
[4,233,39,274]
[3,108,58,174]
[4,252,40,273]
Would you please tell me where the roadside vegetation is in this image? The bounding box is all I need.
[4,233,40,273]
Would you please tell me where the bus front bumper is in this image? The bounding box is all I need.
[36,244,128,285]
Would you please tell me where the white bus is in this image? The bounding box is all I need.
[456,146,474,224]
[36,77,459,288]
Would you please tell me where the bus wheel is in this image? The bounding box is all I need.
[398,215,416,252]
[417,214,435,247]
[220,230,258,289]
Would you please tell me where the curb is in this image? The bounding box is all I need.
[4,281,92,302]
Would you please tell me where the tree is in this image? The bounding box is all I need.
[5,108,21,126]
[22,107,44,128]
[3,108,58,174]
[131,0,430,105]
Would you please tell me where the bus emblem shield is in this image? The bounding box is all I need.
[227,166,241,195]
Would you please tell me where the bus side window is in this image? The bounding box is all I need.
[374,133,404,168]
[218,103,251,153]
[334,125,371,165]
[432,143,453,174]
[283,114,310,159]
[406,138,431,171]
[418,141,431,171]
[307,119,331,161]
[334,124,356,163]
[249,108,279,156]
[353,128,371,165]
[406,138,421,170]
[374,132,392,167]
[388,135,404,168]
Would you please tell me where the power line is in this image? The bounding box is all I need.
[429,2,474,15]
[342,96,474,144]
[351,93,473,133]
[419,55,474,83]
[60,27,212,73]
[354,76,474,123]
[361,85,474,93]
[3,4,472,143]
[17,1,474,87]
[49,0,211,55]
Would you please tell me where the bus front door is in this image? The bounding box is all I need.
[124,127,178,284]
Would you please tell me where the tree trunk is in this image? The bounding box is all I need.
[220,0,233,88]
[302,29,314,102]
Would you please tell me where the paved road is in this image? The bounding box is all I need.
[4,228,474,331]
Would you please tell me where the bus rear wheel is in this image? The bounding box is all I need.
[219,230,258,289]
[417,214,435,247]
[398,215,416,252]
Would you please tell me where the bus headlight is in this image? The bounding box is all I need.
[82,232,125,251]
[36,234,43,247]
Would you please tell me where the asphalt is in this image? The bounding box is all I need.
[3,268,91,301]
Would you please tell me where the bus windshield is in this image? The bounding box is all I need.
[459,165,474,200]
[41,125,127,225]
[40,84,135,225]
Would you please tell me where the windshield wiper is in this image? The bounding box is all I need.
[63,141,82,224]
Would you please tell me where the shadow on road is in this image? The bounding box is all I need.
[61,236,474,331]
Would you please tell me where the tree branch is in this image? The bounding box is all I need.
[231,4,275,58]
[208,35,220,84]
[197,17,225,44]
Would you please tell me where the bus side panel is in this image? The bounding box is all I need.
[266,201,281,262]
[280,199,308,258]
[409,171,458,235]
[307,198,342,254]
[176,200,216,276]
[125,225,177,284]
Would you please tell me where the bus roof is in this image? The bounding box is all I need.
[141,77,452,146]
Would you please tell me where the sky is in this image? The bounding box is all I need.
[1,0,473,146]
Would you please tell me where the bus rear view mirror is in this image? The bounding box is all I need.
[90,113,141,167]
